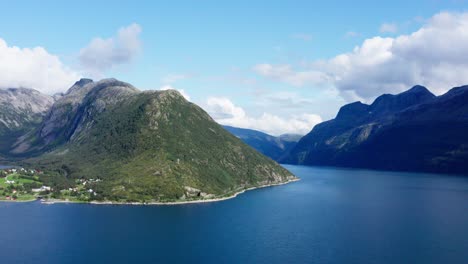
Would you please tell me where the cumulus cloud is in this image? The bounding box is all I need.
[0,24,143,94]
[253,63,330,87]
[379,23,398,33]
[159,85,191,101]
[204,97,322,135]
[255,11,468,101]
[0,38,80,94]
[330,12,468,98]
[79,23,142,77]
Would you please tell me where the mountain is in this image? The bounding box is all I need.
[0,88,54,156]
[281,85,468,175]
[279,133,303,143]
[223,126,302,161]
[9,78,296,202]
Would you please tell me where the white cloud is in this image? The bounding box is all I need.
[79,23,142,77]
[253,63,330,87]
[0,38,80,94]
[204,97,322,135]
[329,12,468,98]
[255,11,468,101]
[0,24,143,94]
[159,85,191,101]
[379,23,398,33]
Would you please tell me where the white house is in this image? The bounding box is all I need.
[32,186,51,193]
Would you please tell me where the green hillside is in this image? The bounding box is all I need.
[25,80,295,202]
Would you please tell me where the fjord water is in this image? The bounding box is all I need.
[1,165,467,264]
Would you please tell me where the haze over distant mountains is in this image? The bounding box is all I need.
[0,79,295,202]
[280,85,468,175]
[223,126,302,161]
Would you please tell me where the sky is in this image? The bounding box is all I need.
[1,0,468,135]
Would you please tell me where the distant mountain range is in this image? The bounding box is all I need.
[223,125,302,161]
[280,85,468,175]
[0,79,295,202]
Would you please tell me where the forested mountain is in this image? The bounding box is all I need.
[0,79,295,202]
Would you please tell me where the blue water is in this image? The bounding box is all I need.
[1,165,468,264]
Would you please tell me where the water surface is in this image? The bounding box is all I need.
[0,165,467,263]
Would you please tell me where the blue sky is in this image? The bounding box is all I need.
[1,0,468,135]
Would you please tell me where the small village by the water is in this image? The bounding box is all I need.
[0,167,101,202]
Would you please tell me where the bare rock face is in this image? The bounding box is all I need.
[38,79,96,144]
[0,88,54,131]
[0,87,54,155]
[3,78,140,155]
[36,78,139,148]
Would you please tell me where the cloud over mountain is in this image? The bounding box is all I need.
[255,11,468,102]
[0,23,142,94]
[333,12,468,100]
[204,96,322,135]
[79,23,142,77]
[0,39,80,94]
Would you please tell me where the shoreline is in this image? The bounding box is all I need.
[0,198,36,203]
[41,177,300,206]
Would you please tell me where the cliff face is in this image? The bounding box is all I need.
[282,85,468,175]
[0,87,54,155]
[37,79,139,147]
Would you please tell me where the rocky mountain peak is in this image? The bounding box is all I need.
[64,78,95,97]
[405,85,431,94]
[74,78,94,87]
[369,85,435,116]
[89,78,138,94]
[335,101,370,120]
[0,87,53,115]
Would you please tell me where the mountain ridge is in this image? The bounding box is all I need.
[281,85,468,175]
